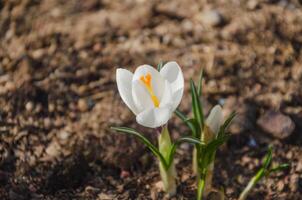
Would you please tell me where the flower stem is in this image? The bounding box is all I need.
[193,147,198,175]
[158,124,177,196]
[159,161,177,196]
[239,168,264,200]
[204,162,214,196]
[197,171,206,200]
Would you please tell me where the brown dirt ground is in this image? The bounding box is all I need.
[1,0,302,199]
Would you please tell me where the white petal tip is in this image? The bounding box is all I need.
[206,104,223,134]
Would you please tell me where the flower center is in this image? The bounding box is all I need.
[140,73,160,107]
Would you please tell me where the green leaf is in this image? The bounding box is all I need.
[269,163,289,174]
[167,136,204,168]
[203,134,230,165]
[206,134,229,153]
[190,79,204,132]
[197,69,203,97]
[175,109,188,122]
[157,61,164,71]
[217,111,236,138]
[262,146,273,170]
[186,118,200,138]
[111,127,168,169]
[221,111,236,130]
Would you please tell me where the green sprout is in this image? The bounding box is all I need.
[176,69,235,199]
[239,146,289,200]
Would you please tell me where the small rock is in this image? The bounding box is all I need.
[85,185,100,194]
[58,131,70,140]
[98,192,114,200]
[277,180,285,191]
[247,0,259,10]
[257,110,295,139]
[286,151,293,159]
[45,141,60,157]
[78,99,88,112]
[25,101,34,112]
[199,10,224,27]
[32,49,45,59]
[296,160,302,172]
[241,155,252,165]
[117,184,124,193]
[237,175,245,184]
[181,173,190,182]
[48,103,55,112]
[155,181,164,191]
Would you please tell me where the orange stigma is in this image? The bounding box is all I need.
[140,73,160,107]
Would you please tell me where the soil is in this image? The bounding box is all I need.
[1,0,302,199]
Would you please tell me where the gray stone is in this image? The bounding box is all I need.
[257,110,295,139]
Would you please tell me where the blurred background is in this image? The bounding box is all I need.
[0,0,302,199]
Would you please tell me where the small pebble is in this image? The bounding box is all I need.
[199,10,223,27]
[257,110,295,139]
[78,99,88,112]
[25,101,34,112]
[247,0,259,10]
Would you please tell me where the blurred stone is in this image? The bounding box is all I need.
[277,180,285,191]
[25,101,34,112]
[98,192,113,200]
[78,99,88,112]
[296,160,302,172]
[247,0,259,10]
[85,185,100,194]
[199,10,224,27]
[45,141,60,157]
[154,181,163,191]
[257,110,295,139]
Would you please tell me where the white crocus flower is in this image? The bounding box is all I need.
[116,62,184,128]
[206,104,223,136]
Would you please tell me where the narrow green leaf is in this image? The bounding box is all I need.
[269,163,289,174]
[186,118,200,138]
[262,146,273,170]
[197,69,203,97]
[157,61,164,71]
[167,136,204,168]
[176,136,205,146]
[217,111,236,138]
[222,111,236,130]
[111,127,168,169]
[175,109,188,122]
[205,134,229,154]
[190,79,204,131]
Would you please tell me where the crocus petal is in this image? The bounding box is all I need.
[136,106,172,128]
[160,61,184,109]
[116,68,139,115]
[133,64,165,101]
[159,81,173,108]
[132,79,154,112]
[206,105,223,135]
